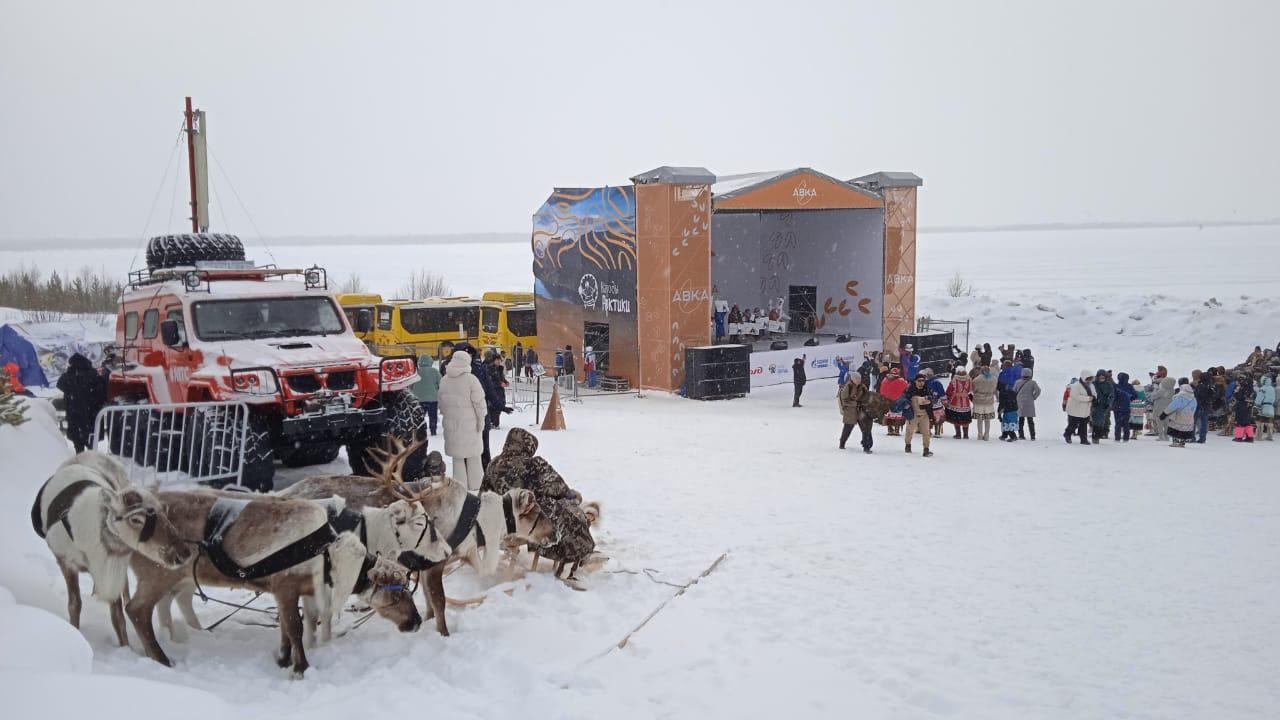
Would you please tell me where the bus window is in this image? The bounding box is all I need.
[507,308,537,338]
[481,307,499,333]
[400,306,478,336]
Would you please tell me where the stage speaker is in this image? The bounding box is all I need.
[685,345,751,400]
[770,340,789,351]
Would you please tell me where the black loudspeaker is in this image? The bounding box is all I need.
[770,340,789,351]
[900,330,956,377]
[686,345,750,400]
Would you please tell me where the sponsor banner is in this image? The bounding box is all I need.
[748,340,881,388]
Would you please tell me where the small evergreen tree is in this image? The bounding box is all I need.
[0,366,29,427]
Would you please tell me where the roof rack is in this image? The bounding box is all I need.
[127,262,329,293]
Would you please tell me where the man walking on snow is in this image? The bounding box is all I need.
[903,375,935,457]
[1064,370,1095,445]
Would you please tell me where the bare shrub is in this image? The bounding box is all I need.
[397,268,452,300]
[339,273,368,294]
[946,271,973,298]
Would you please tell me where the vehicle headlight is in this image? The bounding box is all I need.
[380,357,416,382]
[229,368,279,395]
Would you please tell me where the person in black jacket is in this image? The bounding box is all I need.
[1193,371,1214,443]
[57,353,105,453]
[523,346,538,378]
[792,355,807,407]
[455,343,509,468]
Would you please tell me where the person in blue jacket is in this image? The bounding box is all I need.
[835,357,850,386]
[1161,380,1198,448]
[899,345,921,381]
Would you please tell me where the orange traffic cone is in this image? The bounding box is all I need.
[541,384,567,431]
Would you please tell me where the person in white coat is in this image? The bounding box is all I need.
[438,350,488,490]
[1063,370,1095,445]
[1147,372,1176,441]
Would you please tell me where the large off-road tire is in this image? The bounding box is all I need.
[278,443,341,468]
[346,390,427,479]
[145,233,245,270]
[192,410,275,492]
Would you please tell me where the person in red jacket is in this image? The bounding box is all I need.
[879,368,908,436]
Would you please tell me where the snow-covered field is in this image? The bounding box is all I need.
[3,225,1280,719]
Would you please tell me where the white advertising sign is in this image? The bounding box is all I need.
[748,340,882,388]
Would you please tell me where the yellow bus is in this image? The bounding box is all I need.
[338,293,482,358]
[478,300,538,356]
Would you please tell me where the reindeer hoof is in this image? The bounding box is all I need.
[275,649,292,668]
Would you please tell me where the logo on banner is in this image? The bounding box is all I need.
[578,274,600,309]
[792,179,817,206]
[671,288,710,305]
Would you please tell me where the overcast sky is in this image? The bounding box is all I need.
[2,1,1276,242]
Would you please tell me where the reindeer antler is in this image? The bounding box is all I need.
[367,433,437,504]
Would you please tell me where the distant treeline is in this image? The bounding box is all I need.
[0,265,123,319]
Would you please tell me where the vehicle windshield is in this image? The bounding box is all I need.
[192,296,345,341]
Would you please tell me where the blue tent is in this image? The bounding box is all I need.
[0,324,51,388]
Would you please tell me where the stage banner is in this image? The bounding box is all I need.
[748,340,882,388]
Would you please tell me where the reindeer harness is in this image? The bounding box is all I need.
[448,493,519,551]
[201,497,335,581]
[31,478,156,543]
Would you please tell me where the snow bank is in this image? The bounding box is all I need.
[1,227,1277,719]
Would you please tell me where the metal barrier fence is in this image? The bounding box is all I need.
[93,400,250,488]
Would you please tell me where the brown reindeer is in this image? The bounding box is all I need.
[286,436,555,636]
[32,451,193,647]
[128,490,418,677]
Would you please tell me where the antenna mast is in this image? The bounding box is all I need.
[184,96,210,232]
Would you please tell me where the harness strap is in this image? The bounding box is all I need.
[503,494,517,536]
[351,553,377,595]
[202,497,336,581]
[34,479,100,541]
[446,492,482,550]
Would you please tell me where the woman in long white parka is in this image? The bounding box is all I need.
[438,350,487,490]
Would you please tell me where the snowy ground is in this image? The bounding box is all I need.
[3,226,1280,719]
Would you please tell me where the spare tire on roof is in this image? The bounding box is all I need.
[146,233,245,269]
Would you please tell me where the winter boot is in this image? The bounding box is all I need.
[922,449,934,457]
[863,448,873,454]
[953,427,961,439]
[905,443,912,454]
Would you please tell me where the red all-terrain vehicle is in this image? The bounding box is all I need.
[106,233,425,490]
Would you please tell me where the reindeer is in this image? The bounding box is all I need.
[287,436,555,636]
[128,490,420,677]
[31,451,193,647]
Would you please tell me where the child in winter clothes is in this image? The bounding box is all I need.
[997,383,1020,442]
[1254,376,1276,440]
[1128,380,1148,436]
[1233,377,1257,442]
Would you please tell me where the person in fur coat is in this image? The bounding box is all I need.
[969,364,998,441]
[838,373,888,453]
[945,367,974,439]
[438,349,488,490]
